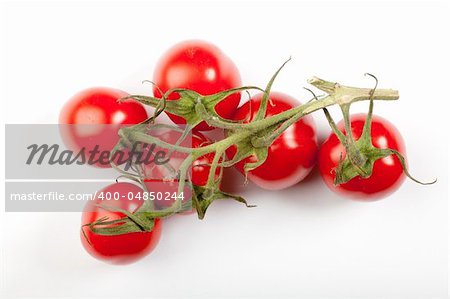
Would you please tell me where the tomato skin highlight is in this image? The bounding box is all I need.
[60,87,147,125]
[59,87,148,168]
[152,40,242,131]
[81,183,162,265]
[228,92,318,190]
[319,114,406,200]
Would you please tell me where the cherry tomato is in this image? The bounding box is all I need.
[319,114,406,200]
[140,129,219,210]
[153,40,242,131]
[59,87,148,168]
[81,182,162,264]
[228,92,318,190]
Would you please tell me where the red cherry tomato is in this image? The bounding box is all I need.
[141,129,219,211]
[59,87,148,168]
[153,40,242,131]
[81,182,162,264]
[228,92,318,190]
[319,114,406,200]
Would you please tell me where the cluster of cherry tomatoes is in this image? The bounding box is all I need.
[60,40,408,264]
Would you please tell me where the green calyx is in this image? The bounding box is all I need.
[318,74,436,186]
[192,185,255,220]
[333,135,389,185]
[123,86,263,128]
[81,210,156,243]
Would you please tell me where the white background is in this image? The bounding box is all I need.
[0,1,448,298]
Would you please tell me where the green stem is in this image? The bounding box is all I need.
[194,101,243,129]
[205,149,223,189]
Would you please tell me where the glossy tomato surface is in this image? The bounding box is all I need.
[319,114,406,200]
[153,40,242,131]
[228,92,318,190]
[81,183,162,264]
[59,87,148,168]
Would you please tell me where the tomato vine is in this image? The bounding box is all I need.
[89,60,436,234]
